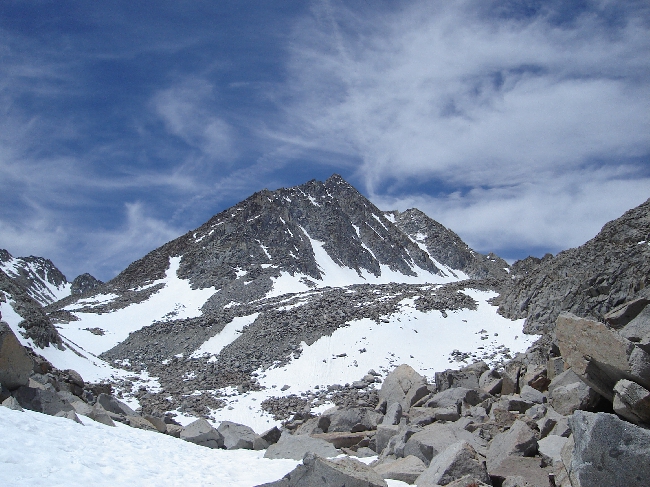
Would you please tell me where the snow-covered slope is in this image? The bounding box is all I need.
[0,249,70,305]
[27,175,529,428]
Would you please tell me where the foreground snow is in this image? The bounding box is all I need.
[0,407,409,487]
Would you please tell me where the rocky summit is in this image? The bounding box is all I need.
[1,175,649,486]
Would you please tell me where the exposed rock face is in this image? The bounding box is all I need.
[416,440,491,486]
[0,269,61,348]
[496,197,650,334]
[0,249,68,305]
[389,208,510,280]
[180,418,224,449]
[378,364,429,413]
[264,432,340,460]
[565,411,650,487]
[0,321,34,389]
[555,313,650,401]
[70,273,103,295]
[257,452,388,487]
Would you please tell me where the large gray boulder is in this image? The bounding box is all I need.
[415,440,491,486]
[375,424,400,454]
[486,420,538,471]
[425,387,482,411]
[180,418,224,449]
[0,321,33,390]
[13,386,75,416]
[379,364,429,412]
[404,422,486,466]
[2,395,23,411]
[434,362,489,393]
[323,407,383,433]
[373,455,426,484]
[537,435,568,467]
[556,313,650,400]
[96,393,137,417]
[604,296,650,328]
[565,411,650,486]
[256,452,387,487]
[381,401,402,425]
[620,303,650,353]
[612,378,650,425]
[217,421,268,450]
[264,431,340,460]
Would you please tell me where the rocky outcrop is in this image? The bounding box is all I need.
[0,270,61,348]
[561,411,650,487]
[389,208,510,280]
[70,273,103,296]
[0,321,34,389]
[256,452,388,487]
[496,197,650,334]
[0,249,68,306]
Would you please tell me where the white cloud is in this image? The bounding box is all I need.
[274,0,650,254]
[152,78,237,162]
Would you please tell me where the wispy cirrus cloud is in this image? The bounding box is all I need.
[274,0,650,257]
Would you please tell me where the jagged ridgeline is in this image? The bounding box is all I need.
[94,174,507,297]
[496,197,650,334]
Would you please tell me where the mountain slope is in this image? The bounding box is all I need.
[0,249,70,305]
[496,197,650,333]
[33,174,529,426]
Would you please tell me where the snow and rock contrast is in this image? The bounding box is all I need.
[1,176,649,486]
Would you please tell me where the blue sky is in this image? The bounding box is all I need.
[1,0,649,281]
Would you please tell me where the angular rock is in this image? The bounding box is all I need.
[425,387,481,411]
[416,440,491,487]
[0,321,33,390]
[479,369,503,395]
[2,395,23,411]
[379,364,429,412]
[612,378,650,425]
[217,420,268,450]
[87,403,116,427]
[604,296,650,328]
[382,401,402,425]
[323,407,383,433]
[311,431,368,449]
[264,431,340,460]
[13,386,75,416]
[547,357,565,381]
[261,425,282,445]
[444,475,491,487]
[556,313,650,400]
[407,407,437,427]
[96,393,137,417]
[180,418,224,449]
[404,422,486,466]
[435,362,488,393]
[126,415,157,431]
[375,424,400,454]
[489,456,550,487]
[537,435,568,467]
[501,476,535,487]
[620,304,650,353]
[373,455,426,484]
[486,420,538,471]
[549,383,599,416]
[566,411,650,487]
[519,385,545,404]
[166,423,183,437]
[256,453,387,487]
[54,409,83,424]
[144,414,168,433]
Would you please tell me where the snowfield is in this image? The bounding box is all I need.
[202,290,534,432]
[0,407,410,487]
